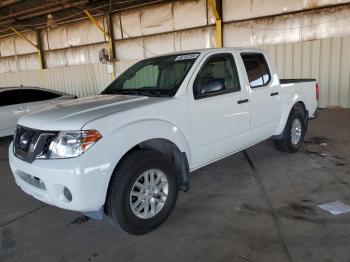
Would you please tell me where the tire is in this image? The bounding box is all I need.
[274,105,306,153]
[107,150,178,235]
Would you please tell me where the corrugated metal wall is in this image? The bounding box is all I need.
[0,63,111,97]
[0,0,349,108]
[260,35,350,108]
[0,0,216,72]
[0,35,349,108]
[0,59,141,97]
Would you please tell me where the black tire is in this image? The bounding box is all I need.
[274,105,306,153]
[107,150,178,235]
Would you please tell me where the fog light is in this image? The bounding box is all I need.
[63,187,72,202]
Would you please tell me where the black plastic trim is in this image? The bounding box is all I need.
[280,79,316,84]
[237,99,249,104]
[14,126,59,163]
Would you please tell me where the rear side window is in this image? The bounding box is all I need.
[0,90,21,106]
[241,53,271,88]
[20,89,61,103]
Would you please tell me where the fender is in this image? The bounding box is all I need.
[88,118,193,200]
[108,118,192,163]
[273,92,307,136]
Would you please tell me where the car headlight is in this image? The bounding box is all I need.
[48,130,102,159]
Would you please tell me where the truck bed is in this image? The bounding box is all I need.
[280,79,316,84]
[279,78,318,120]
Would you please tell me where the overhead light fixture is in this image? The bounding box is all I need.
[47,14,58,28]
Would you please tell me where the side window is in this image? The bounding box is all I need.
[241,53,271,88]
[0,90,21,106]
[257,54,271,84]
[194,54,240,99]
[20,89,61,103]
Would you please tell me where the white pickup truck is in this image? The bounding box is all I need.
[9,48,318,234]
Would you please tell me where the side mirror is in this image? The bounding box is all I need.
[199,78,225,96]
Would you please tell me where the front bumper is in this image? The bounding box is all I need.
[309,109,319,119]
[9,142,111,213]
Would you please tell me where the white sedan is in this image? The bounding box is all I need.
[0,86,75,137]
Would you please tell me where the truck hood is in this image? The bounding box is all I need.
[18,95,164,131]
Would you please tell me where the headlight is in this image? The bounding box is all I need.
[48,130,102,159]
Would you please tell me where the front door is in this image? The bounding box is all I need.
[189,52,251,167]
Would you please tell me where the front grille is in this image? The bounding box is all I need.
[15,126,36,152]
[14,126,59,163]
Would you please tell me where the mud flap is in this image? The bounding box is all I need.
[84,207,104,220]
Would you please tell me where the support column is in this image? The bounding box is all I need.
[84,10,115,79]
[10,27,45,86]
[107,14,116,62]
[209,0,223,48]
[35,29,46,69]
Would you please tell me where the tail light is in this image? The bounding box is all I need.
[316,82,319,101]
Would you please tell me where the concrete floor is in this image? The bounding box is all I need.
[0,109,349,262]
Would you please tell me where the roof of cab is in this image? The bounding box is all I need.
[144,47,265,59]
[192,47,264,53]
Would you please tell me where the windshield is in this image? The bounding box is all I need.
[101,53,200,97]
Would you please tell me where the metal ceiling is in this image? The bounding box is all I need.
[0,0,168,37]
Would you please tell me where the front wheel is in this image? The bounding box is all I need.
[274,106,306,153]
[107,150,178,235]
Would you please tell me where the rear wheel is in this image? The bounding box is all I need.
[274,105,306,153]
[107,150,178,235]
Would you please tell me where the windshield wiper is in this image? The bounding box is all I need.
[102,90,143,96]
[143,90,172,97]
[103,89,171,97]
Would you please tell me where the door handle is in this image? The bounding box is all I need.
[237,99,249,104]
[270,92,279,96]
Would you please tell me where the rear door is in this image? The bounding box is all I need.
[189,51,251,166]
[0,90,25,136]
[240,53,282,141]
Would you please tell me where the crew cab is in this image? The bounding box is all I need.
[9,48,318,235]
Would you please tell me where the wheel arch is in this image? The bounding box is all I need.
[104,138,191,215]
[137,138,190,192]
[273,100,307,138]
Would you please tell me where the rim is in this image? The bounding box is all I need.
[129,169,169,219]
[291,118,302,145]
